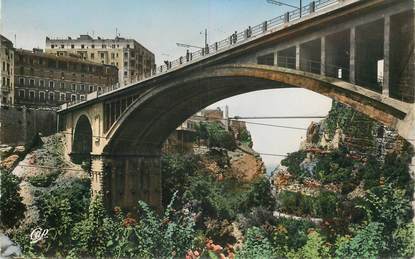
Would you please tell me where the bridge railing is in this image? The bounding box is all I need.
[151,0,339,78]
[61,0,341,109]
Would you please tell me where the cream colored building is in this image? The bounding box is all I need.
[0,35,15,105]
[45,35,155,86]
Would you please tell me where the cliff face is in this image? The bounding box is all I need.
[299,102,408,161]
[164,120,266,182]
[272,101,414,220]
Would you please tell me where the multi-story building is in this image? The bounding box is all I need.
[14,48,118,108]
[0,35,15,105]
[45,35,155,85]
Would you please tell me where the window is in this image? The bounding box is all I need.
[102,44,106,48]
[124,61,128,66]
[98,87,102,92]
[30,79,35,86]
[71,44,74,49]
[60,93,66,101]
[49,81,54,89]
[80,95,85,101]
[91,53,95,59]
[2,62,5,71]
[1,77,5,86]
[61,44,64,49]
[112,44,115,48]
[71,94,76,101]
[19,78,24,85]
[124,71,128,76]
[71,84,75,91]
[60,82,65,90]
[101,53,105,59]
[49,92,54,102]
[29,91,35,100]
[126,44,130,48]
[19,90,25,98]
[51,44,55,49]
[39,92,45,101]
[91,44,95,49]
[40,80,44,87]
[111,53,115,59]
[6,78,10,87]
[80,84,85,91]
[81,44,85,49]
[89,85,94,92]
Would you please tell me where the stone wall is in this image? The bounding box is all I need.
[0,105,57,145]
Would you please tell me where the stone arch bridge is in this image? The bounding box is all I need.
[58,0,415,211]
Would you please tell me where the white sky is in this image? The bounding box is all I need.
[1,0,332,170]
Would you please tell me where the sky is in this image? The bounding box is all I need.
[1,0,332,170]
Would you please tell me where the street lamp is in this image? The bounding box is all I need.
[266,0,303,17]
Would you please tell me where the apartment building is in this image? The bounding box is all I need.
[0,35,15,105]
[45,35,155,85]
[14,48,118,108]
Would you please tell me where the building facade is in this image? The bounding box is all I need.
[45,35,155,85]
[0,35,15,105]
[14,48,118,108]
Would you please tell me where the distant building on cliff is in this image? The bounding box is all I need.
[14,48,118,108]
[0,35,15,105]
[45,35,155,86]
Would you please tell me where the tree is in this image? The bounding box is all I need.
[0,170,26,228]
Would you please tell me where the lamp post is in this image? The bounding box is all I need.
[266,0,303,17]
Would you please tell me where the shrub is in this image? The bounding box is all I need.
[392,223,415,257]
[237,227,275,258]
[204,122,236,150]
[280,151,307,179]
[242,176,276,211]
[27,171,60,187]
[161,154,199,206]
[36,178,90,253]
[313,191,339,219]
[287,230,331,259]
[357,183,412,232]
[271,218,315,254]
[335,222,385,258]
[0,170,26,228]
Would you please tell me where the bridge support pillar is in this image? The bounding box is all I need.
[90,154,162,213]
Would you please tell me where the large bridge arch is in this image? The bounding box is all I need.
[103,64,410,155]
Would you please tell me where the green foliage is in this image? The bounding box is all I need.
[238,127,253,148]
[335,222,386,258]
[0,170,26,228]
[161,154,199,206]
[280,151,307,178]
[242,176,276,211]
[237,227,275,258]
[314,150,355,184]
[35,178,90,254]
[27,171,60,187]
[135,195,196,258]
[392,223,415,257]
[313,191,339,219]
[271,218,316,254]
[277,190,339,218]
[70,195,115,257]
[197,122,236,150]
[287,231,331,259]
[357,183,412,232]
